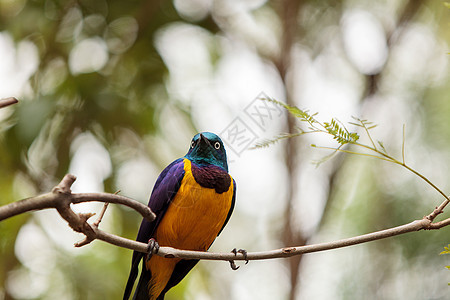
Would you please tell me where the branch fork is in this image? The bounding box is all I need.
[0,174,155,251]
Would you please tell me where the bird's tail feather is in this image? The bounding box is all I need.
[133,268,154,300]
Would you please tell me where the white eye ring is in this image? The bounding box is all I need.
[214,142,221,149]
[191,141,195,149]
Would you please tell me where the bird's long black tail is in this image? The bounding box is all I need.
[123,252,145,300]
[132,267,153,300]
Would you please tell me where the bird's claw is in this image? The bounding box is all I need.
[229,248,249,270]
[146,238,160,262]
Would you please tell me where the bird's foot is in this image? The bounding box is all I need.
[229,248,249,270]
[146,238,160,262]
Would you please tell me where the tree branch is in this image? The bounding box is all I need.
[1,174,449,265]
[0,97,19,108]
[99,213,444,263]
[0,174,155,248]
[0,174,155,222]
[155,218,433,261]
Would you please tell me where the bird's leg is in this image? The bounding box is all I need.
[239,249,249,264]
[229,248,249,270]
[146,238,160,262]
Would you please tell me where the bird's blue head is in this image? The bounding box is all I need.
[185,132,228,172]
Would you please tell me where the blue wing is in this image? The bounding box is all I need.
[136,158,185,243]
[123,158,185,300]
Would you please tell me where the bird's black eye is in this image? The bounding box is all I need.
[214,142,220,150]
[191,141,195,149]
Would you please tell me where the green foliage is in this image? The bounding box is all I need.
[255,97,359,149]
[261,99,450,202]
[263,99,450,289]
[439,244,450,255]
[440,245,450,285]
[323,119,359,145]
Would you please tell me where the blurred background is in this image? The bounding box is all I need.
[0,0,449,299]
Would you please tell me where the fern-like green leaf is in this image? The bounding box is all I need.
[262,97,319,126]
[439,245,450,255]
[251,132,304,149]
[323,118,359,145]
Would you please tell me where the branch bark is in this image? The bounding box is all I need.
[0,97,18,108]
[155,218,438,261]
[1,174,449,264]
[91,214,447,263]
[0,174,155,248]
[0,174,155,222]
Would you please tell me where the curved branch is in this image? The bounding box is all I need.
[100,217,440,262]
[0,174,155,222]
[81,213,447,263]
[71,193,151,216]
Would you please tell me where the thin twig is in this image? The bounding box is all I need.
[92,191,119,227]
[312,145,395,163]
[93,202,109,227]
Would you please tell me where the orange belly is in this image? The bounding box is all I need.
[146,158,234,299]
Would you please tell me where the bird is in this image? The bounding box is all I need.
[123,132,236,300]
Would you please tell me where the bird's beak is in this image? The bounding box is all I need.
[199,133,210,147]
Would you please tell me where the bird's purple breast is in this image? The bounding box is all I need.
[190,162,231,194]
